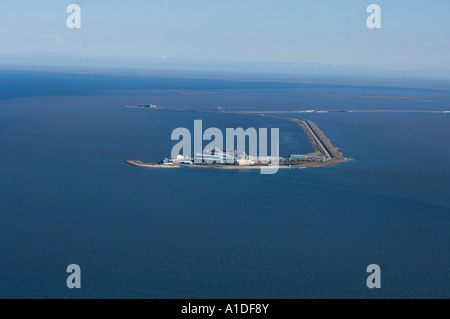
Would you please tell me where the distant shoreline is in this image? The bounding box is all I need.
[126,105,450,114]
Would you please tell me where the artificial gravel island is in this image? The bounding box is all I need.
[125,104,352,170]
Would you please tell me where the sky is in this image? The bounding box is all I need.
[0,0,449,73]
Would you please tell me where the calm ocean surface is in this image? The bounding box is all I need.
[0,72,449,298]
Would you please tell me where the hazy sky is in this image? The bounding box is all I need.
[1,0,449,71]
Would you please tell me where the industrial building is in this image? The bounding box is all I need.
[289,154,326,162]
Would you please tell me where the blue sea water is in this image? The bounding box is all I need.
[0,71,449,298]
